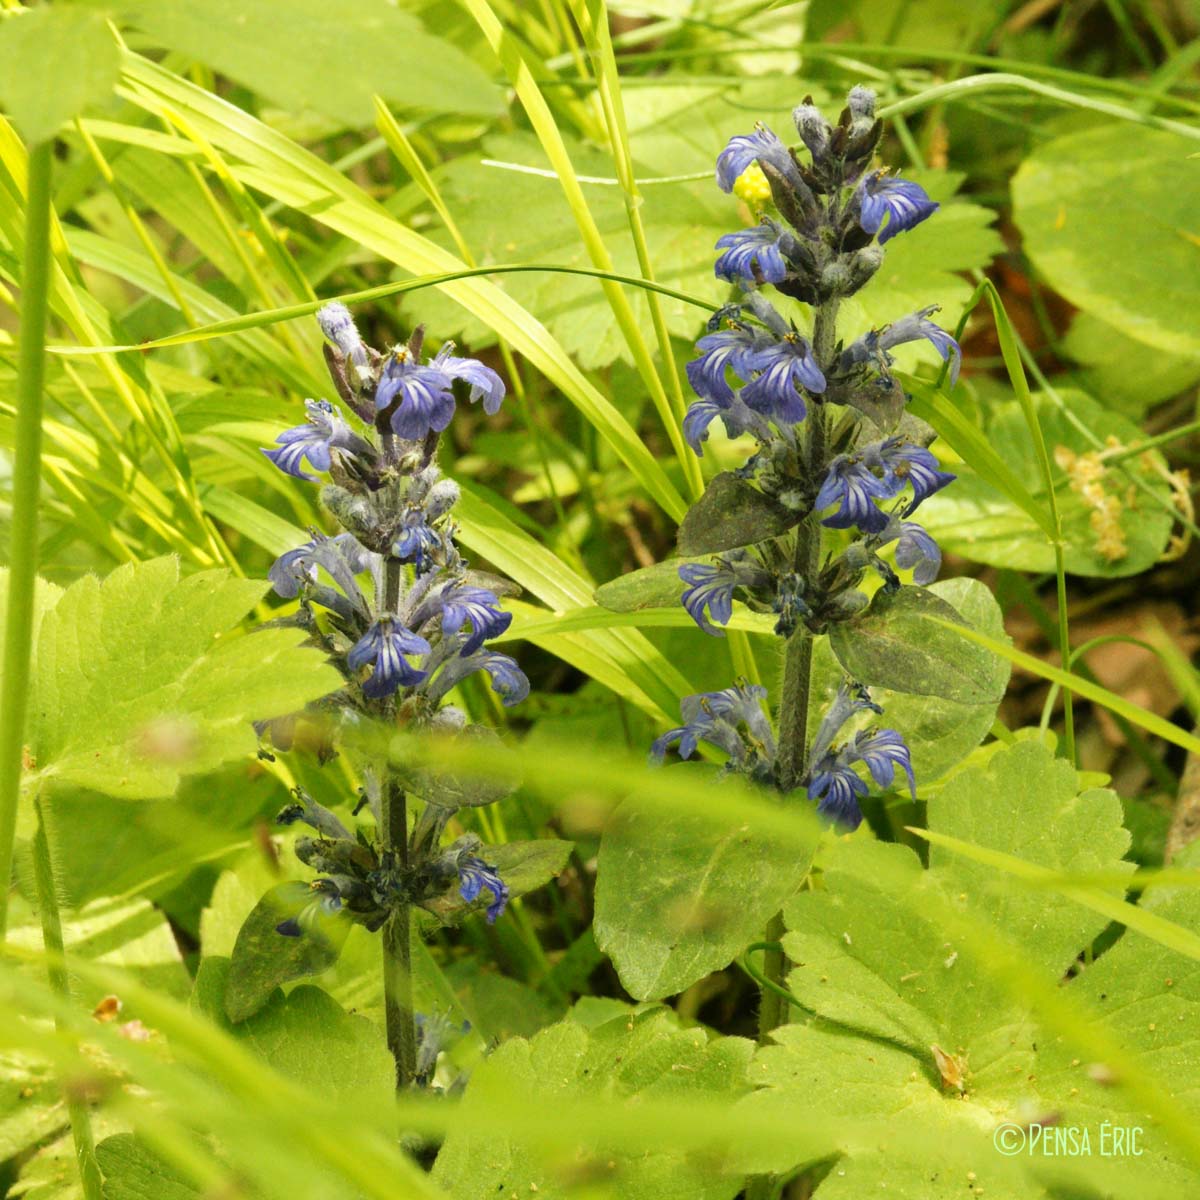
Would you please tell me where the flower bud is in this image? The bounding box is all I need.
[792,103,831,164]
[426,478,460,520]
[431,705,467,733]
[321,484,384,546]
[845,245,885,295]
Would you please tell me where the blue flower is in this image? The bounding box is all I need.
[348,616,430,699]
[476,652,529,706]
[686,327,760,406]
[851,729,916,798]
[740,333,826,425]
[806,760,869,828]
[262,399,365,482]
[374,350,456,440]
[268,533,370,619]
[393,509,442,572]
[714,223,788,285]
[682,395,767,457]
[857,171,938,243]
[806,682,882,771]
[806,728,916,829]
[803,684,916,829]
[437,584,512,655]
[877,438,956,511]
[432,347,507,416]
[457,854,509,923]
[814,453,894,534]
[651,682,773,768]
[423,649,530,708]
[840,307,962,388]
[680,562,736,637]
[716,125,796,193]
[374,345,507,439]
[879,308,962,387]
[317,302,371,384]
[877,517,942,585]
[683,399,724,455]
[678,551,770,637]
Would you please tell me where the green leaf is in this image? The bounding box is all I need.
[594,783,818,1000]
[418,839,573,923]
[432,1008,753,1200]
[224,883,352,1023]
[1013,124,1200,357]
[739,741,1200,1197]
[0,8,119,144]
[30,558,343,799]
[594,560,692,613]
[103,0,501,126]
[403,725,521,811]
[919,388,1175,576]
[36,765,280,909]
[8,890,191,1006]
[1061,313,1200,419]
[676,472,800,556]
[97,1134,201,1200]
[828,585,1006,705]
[811,578,1011,785]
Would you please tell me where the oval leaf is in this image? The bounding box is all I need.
[677,472,800,556]
[225,883,350,1023]
[828,586,1005,705]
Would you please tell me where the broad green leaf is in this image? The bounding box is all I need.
[919,388,1175,576]
[0,8,119,144]
[224,883,351,1023]
[35,765,279,909]
[851,578,1011,784]
[103,0,500,126]
[828,585,1005,705]
[194,961,396,1135]
[432,1008,753,1200]
[30,558,342,799]
[1061,313,1200,419]
[8,891,190,1007]
[1013,124,1200,357]
[677,472,800,556]
[96,1134,201,1200]
[0,568,61,703]
[739,741,1199,1198]
[594,778,819,1000]
[594,560,692,613]
[0,1053,70,1163]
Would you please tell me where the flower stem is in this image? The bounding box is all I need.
[758,298,840,1045]
[0,141,53,941]
[380,774,417,1088]
[32,797,104,1200]
[750,297,841,1200]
